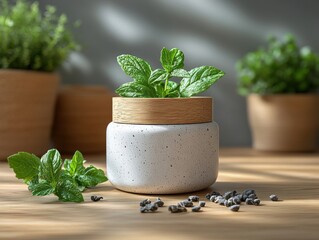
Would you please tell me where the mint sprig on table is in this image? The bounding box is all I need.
[116,47,225,98]
[8,149,107,203]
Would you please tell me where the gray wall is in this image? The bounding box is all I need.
[37,0,319,146]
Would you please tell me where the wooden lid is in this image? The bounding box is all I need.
[112,97,213,124]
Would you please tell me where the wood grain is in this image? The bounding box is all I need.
[112,97,213,124]
[0,148,319,240]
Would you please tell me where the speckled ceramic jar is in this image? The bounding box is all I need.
[106,97,219,194]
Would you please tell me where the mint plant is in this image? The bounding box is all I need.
[8,149,107,203]
[236,35,319,95]
[0,0,79,71]
[116,47,225,98]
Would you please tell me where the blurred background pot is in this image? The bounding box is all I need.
[53,85,114,154]
[248,94,319,151]
[0,70,59,160]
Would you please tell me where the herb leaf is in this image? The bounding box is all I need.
[31,181,55,196]
[56,178,84,203]
[170,68,189,78]
[160,47,184,73]
[149,69,168,84]
[117,54,152,84]
[39,149,62,184]
[8,152,40,181]
[77,165,108,188]
[180,66,225,97]
[65,150,85,177]
[115,82,156,98]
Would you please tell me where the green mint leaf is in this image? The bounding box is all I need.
[170,68,189,78]
[7,152,40,181]
[116,82,156,98]
[39,149,62,184]
[117,54,152,84]
[160,47,184,73]
[31,181,55,196]
[27,176,39,192]
[56,178,84,203]
[180,66,225,97]
[149,69,168,84]
[66,151,85,177]
[76,165,107,188]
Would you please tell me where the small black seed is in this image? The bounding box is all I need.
[188,195,200,202]
[253,199,261,206]
[229,204,240,212]
[91,196,103,202]
[245,198,254,205]
[140,198,151,207]
[199,201,206,207]
[270,194,279,201]
[192,206,201,212]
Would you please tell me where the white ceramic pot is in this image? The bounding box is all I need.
[106,97,219,194]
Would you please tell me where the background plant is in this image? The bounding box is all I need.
[116,47,225,98]
[0,0,79,72]
[236,34,319,95]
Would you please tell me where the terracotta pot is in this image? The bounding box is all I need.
[0,70,59,160]
[53,85,114,154]
[248,94,319,151]
[107,97,219,194]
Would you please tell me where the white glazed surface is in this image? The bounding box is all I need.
[107,122,219,194]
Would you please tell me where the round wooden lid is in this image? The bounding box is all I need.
[112,97,213,124]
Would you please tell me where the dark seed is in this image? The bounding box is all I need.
[270,194,279,201]
[224,200,233,207]
[199,201,206,207]
[168,205,187,213]
[155,197,164,207]
[253,199,261,206]
[248,193,257,199]
[245,198,254,205]
[209,195,216,202]
[188,195,200,202]
[140,198,151,207]
[233,196,241,204]
[140,203,158,213]
[205,193,212,200]
[229,204,240,212]
[178,200,193,207]
[223,191,237,200]
[91,196,103,202]
[192,206,201,212]
[218,198,226,205]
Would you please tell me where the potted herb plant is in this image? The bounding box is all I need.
[107,47,224,194]
[237,35,319,151]
[0,0,78,160]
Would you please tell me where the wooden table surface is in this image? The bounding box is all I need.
[0,148,319,240]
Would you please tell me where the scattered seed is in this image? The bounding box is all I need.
[209,195,216,202]
[233,196,241,205]
[168,205,187,213]
[229,204,240,212]
[253,199,261,206]
[155,197,164,207]
[218,198,226,205]
[178,200,193,207]
[248,193,257,199]
[205,193,212,200]
[91,196,103,202]
[140,203,158,213]
[192,206,201,212]
[140,198,151,207]
[223,191,237,200]
[188,195,200,202]
[199,201,206,207]
[270,194,279,201]
[245,198,254,205]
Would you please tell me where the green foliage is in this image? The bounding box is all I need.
[8,149,107,203]
[0,0,79,72]
[116,47,225,98]
[236,35,319,95]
